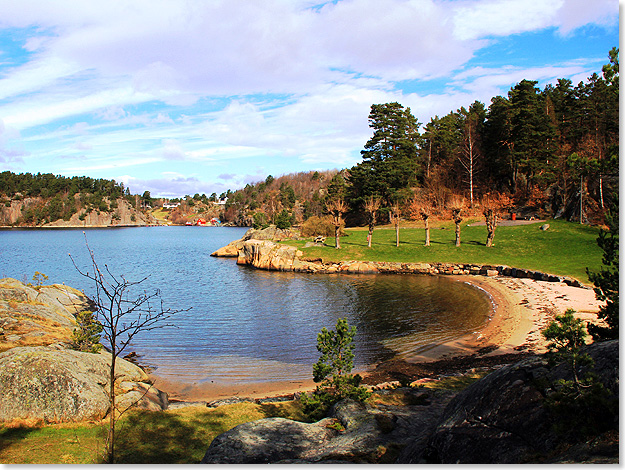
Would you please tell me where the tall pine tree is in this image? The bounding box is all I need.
[349,102,422,209]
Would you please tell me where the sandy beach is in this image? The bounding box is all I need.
[153,275,604,403]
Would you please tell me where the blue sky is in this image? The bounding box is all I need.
[0,0,619,197]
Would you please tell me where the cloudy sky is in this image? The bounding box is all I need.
[0,0,618,197]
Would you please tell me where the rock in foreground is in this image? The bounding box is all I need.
[201,391,455,464]
[412,340,619,464]
[0,346,168,423]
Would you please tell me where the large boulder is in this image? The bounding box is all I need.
[236,240,303,271]
[201,391,455,464]
[201,417,338,463]
[0,346,166,423]
[410,340,619,464]
[0,278,91,351]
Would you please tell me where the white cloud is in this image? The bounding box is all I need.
[0,0,617,194]
[452,0,618,40]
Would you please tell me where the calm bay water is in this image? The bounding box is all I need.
[0,226,492,384]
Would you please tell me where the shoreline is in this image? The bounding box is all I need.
[152,274,604,403]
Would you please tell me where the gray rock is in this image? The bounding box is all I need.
[420,340,618,464]
[201,417,338,463]
[0,346,164,423]
[201,393,456,464]
[540,224,550,231]
[206,396,255,408]
[167,401,207,410]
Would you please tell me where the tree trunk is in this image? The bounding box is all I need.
[424,217,430,247]
[486,227,495,247]
[580,175,583,224]
[469,160,474,209]
[427,140,431,179]
[367,223,373,248]
[335,226,341,249]
[108,350,117,463]
[485,210,497,247]
[454,219,461,247]
[599,175,604,210]
[395,221,400,247]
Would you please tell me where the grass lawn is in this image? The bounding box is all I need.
[150,208,170,224]
[0,401,306,464]
[287,219,603,283]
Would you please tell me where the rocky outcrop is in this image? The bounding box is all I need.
[201,390,455,464]
[237,239,304,271]
[0,346,167,422]
[406,340,619,464]
[210,226,299,257]
[0,278,169,422]
[0,278,91,352]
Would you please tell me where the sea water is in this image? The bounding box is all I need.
[0,226,492,383]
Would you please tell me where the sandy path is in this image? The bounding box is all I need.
[152,275,604,403]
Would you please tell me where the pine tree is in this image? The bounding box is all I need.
[349,102,421,208]
[586,197,619,340]
[301,318,370,419]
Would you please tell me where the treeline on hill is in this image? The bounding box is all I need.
[0,172,150,225]
[221,48,619,232]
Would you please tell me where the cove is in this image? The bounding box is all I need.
[0,226,492,384]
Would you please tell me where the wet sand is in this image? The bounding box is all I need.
[151,275,604,403]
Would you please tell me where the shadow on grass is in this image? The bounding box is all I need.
[114,403,305,464]
[0,425,40,454]
[115,410,216,464]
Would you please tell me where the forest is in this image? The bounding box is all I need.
[220,47,619,231]
[0,172,142,225]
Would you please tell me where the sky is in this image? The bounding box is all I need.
[0,0,619,198]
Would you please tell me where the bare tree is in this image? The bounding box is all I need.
[407,195,432,246]
[449,196,465,247]
[363,196,382,248]
[458,105,483,208]
[326,198,348,249]
[389,202,402,247]
[70,233,187,463]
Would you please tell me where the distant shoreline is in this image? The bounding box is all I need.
[0,224,241,230]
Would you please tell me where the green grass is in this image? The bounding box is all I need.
[0,401,306,464]
[288,219,602,283]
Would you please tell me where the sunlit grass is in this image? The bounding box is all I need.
[286,219,601,283]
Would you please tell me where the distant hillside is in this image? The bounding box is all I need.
[0,172,154,227]
[220,170,340,227]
